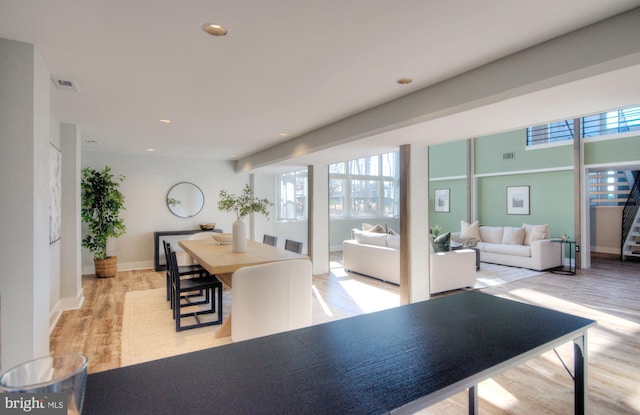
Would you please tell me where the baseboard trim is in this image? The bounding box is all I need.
[82,261,154,275]
[49,289,85,334]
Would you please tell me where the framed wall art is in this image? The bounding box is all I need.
[49,144,62,243]
[434,188,450,213]
[507,185,529,215]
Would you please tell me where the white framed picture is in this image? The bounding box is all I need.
[49,144,62,243]
[434,189,450,213]
[507,185,530,215]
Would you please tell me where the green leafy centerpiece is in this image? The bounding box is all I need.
[218,184,272,252]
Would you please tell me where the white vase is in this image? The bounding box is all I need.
[232,217,247,252]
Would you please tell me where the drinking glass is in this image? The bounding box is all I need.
[0,352,88,415]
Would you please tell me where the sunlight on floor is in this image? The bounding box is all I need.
[312,284,333,317]
[329,259,343,269]
[338,279,400,313]
[501,287,640,354]
[478,378,520,410]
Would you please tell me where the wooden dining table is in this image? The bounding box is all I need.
[178,238,308,338]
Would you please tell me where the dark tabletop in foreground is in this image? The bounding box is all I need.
[84,290,595,415]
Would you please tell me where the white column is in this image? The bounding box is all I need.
[400,144,430,304]
[0,38,51,370]
[60,123,84,309]
[309,165,329,275]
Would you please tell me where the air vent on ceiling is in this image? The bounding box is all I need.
[502,152,515,160]
[51,78,79,92]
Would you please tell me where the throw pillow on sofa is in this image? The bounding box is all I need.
[460,220,481,240]
[479,226,503,244]
[362,223,386,233]
[354,229,389,247]
[431,232,451,252]
[502,226,526,245]
[523,223,549,245]
[387,234,400,249]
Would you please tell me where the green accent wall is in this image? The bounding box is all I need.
[429,179,467,233]
[475,130,573,174]
[429,128,575,238]
[429,139,467,178]
[584,135,640,165]
[477,171,574,238]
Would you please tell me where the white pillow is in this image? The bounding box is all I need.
[353,229,388,247]
[386,234,400,249]
[479,226,504,244]
[502,226,525,245]
[460,220,481,240]
[523,224,549,245]
[362,223,386,233]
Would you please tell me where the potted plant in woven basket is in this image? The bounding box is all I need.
[81,166,126,277]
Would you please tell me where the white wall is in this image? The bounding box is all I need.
[590,206,623,255]
[0,39,51,370]
[81,152,253,272]
[80,152,335,274]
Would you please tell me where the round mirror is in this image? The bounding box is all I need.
[167,182,205,218]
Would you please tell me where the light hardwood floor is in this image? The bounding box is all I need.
[50,255,639,414]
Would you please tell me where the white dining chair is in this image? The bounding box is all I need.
[178,232,213,266]
[231,259,312,342]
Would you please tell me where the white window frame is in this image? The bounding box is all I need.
[329,152,399,219]
[276,169,308,221]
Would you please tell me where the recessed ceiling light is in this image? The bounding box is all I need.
[278,133,288,138]
[159,119,171,124]
[146,148,155,152]
[202,23,228,36]
[397,77,413,85]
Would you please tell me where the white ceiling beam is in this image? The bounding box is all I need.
[237,7,640,172]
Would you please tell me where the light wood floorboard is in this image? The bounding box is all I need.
[50,255,640,414]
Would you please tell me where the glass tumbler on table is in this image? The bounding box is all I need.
[0,352,88,415]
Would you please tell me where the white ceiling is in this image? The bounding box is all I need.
[2,0,640,169]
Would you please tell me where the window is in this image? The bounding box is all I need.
[583,106,640,138]
[276,169,307,221]
[527,105,640,146]
[527,119,574,146]
[329,178,345,217]
[329,152,399,219]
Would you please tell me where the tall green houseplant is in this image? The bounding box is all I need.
[81,166,126,277]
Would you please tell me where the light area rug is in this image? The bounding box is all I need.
[122,264,539,366]
[473,262,543,289]
[122,286,352,367]
[121,289,232,367]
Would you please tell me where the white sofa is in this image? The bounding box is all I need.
[452,222,562,271]
[342,229,477,293]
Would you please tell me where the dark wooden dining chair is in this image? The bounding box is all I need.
[284,239,303,254]
[163,240,207,304]
[262,234,278,247]
[167,244,223,331]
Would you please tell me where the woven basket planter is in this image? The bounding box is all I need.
[95,256,118,278]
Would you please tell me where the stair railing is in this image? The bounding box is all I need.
[621,171,640,260]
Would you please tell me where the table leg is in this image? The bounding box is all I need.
[468,385,478,415]
[213,273,233,339]
[214,315,232,338]
[574,334,587,415]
